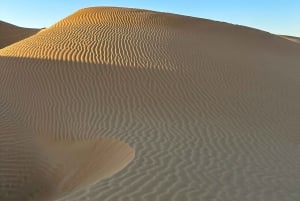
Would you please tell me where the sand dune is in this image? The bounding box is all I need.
[0,7,300,201]
[0,21,40,49]
[280,35,300,44]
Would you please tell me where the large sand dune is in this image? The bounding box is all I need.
[0,7,300,201]
[0,21,40,49]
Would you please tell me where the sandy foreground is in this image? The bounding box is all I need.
[0,7,300,201]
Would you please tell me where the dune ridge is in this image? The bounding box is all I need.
[0,21,40,49]
[0,7,300,201]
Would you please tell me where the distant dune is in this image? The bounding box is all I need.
[280,35,300,44]
[0,7,299,201]
[0,21,40,49]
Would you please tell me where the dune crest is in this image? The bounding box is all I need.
[0,7,300,201]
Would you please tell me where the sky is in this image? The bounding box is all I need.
[0,0,299,37]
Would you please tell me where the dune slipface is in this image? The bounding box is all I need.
[0,21,40,49]
[0,7,300,201]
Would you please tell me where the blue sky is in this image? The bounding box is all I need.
[0,0,299,36]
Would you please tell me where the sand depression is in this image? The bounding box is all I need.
[0,7,300,201]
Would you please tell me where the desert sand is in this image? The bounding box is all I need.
[0,21,40,49]
[281,35,300,44]
[0,7,300,201]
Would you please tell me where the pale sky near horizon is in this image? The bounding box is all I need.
[0,0,299,37]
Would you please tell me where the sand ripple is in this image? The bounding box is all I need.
[0,108,134,201]
[0,7,300,201]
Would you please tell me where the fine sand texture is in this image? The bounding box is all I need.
[0,7,300,201]
[0,21,40,49]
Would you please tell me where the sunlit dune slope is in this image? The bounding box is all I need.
[0,21,40,49]
[0,7,300,201]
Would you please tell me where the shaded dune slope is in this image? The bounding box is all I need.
[0,7,300,201]
[0,21,40,49]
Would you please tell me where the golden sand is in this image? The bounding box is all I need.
[0,7,299,201]
[0,21,40,49]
